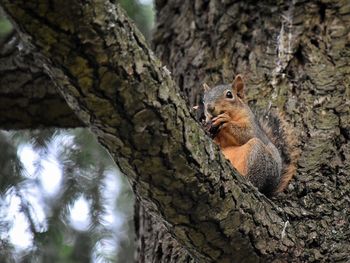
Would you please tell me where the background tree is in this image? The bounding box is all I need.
[0,0,349,262]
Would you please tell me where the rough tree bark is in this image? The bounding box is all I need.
[0,30,82,129]
[0,0,349,262]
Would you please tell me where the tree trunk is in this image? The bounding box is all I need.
[0,0,349,262]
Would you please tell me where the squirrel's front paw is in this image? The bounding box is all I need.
[205,120,220,138]
[212,113,230,128]
[205,113,229,138]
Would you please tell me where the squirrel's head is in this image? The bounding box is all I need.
[203,75,245,123]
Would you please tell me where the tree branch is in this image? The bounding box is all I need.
[0,1,296,261]
[0,30,83,129]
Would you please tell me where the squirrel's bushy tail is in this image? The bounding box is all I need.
[257,110,299,193]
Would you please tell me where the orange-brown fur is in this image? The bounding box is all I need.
[270,113,299,193]
[221,138,258,176]
[277,164,296,192]
[213,110,251,147]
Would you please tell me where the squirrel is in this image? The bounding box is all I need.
[197,75,298,196]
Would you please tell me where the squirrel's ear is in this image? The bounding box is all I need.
[202,83,211,92]
[232,75,245,99]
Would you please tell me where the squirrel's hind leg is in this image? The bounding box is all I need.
[221,138,262,176]
[246,138,281,196]
[221,138,281,196]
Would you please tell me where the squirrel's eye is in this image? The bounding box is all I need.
[226,91,233,99]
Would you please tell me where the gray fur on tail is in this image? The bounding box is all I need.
[256,110,298,193]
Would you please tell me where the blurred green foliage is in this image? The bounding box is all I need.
[0,16,13,41]
[0,129,136,263]
[119,0,154,42]
[0,16,12,33]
